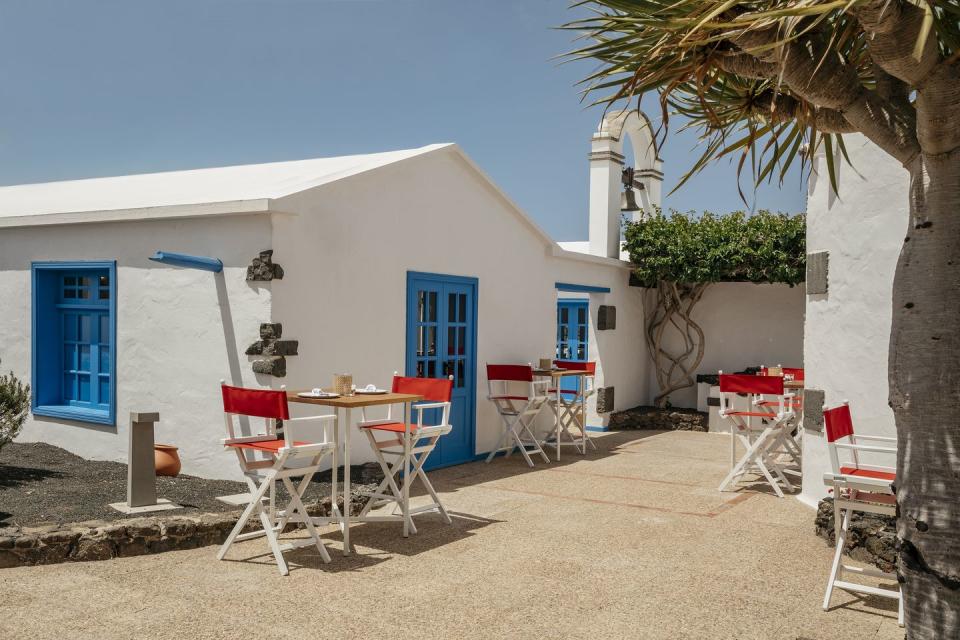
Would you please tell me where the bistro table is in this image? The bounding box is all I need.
[532,368,593,460]
[288,389,423,555]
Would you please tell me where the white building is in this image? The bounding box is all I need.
[799,135,905,507]
[0,112,804,481]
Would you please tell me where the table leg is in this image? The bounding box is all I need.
[555,389,562,461]
[580,374,587,454]
[342,406,352,556]
[330,408,342,533]
[402,401,411,538]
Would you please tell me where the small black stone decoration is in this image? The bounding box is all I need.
[248,323,297,377]
[247,250,284,282]
[596,386,615,414]
[597,305,616,330]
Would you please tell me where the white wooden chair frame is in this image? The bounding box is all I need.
[485,367,550,467]
[545,374,597,458]
[217,382,338,576]
[822,401,902,626]
[717,372,797,498]
[357,374,454,537]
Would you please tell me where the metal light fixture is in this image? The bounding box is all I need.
[620,166,644,212]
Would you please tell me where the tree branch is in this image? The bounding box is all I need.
[733,25,920,166]
[713,52,779,80]
[758,91,858,133]
[856,0,940,86]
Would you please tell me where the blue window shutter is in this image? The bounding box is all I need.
[32,261,116,426]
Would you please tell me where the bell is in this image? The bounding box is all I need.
[620,187,640,212]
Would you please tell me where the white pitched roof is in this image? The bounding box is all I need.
[0,144,450,224]
[0,142,630,269]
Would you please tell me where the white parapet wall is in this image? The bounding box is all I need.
[799,135,908,507]
[648,281,806,409]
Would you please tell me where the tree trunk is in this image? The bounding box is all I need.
[890,150,960,637]
[645,281,708,407]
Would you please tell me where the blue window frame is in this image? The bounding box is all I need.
[32,261,117,426]
[557,299,589,394]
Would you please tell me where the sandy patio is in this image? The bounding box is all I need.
[1,430,901,640]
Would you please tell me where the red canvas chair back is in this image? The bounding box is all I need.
[554,360,596,374]
[719,374,784,396]
[824,403,855,443]
[487,364,533,382]
[783,367,804,381]
[222,384,290,420]
[392,375,453,403]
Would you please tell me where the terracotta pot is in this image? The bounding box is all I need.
[154,444,181,477]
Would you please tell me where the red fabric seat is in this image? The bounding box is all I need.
[225,438,308,452]
[547,388,579,395]
[359,422,418,433]
[724,410,776,418]
[839,466,896,482]
[490,395,529,401]
[850,490,896,505]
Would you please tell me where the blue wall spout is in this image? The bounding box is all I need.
[149,251,223,273]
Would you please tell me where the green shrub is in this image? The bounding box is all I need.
[0,359,30,453]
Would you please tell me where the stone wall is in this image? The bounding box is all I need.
[0,492,366,569]
[814,497,897,573]
[608,406,708,432]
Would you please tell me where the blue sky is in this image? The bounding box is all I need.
[0,0,806,241]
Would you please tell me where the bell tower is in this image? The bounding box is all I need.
[588,109,663,258]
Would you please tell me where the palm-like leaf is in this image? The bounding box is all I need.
[562,0,960,195]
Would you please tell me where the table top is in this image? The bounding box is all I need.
[532,368,592,378]
[287,391,423,408]
[784,380,804,390]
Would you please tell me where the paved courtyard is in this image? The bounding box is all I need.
[1,430,901,640]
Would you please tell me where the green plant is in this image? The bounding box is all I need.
[625,209,804,406]
[0,359,30,453]
[564,2,960,634]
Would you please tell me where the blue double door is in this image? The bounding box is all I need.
[556,299,589,393]
[406,272,478,469]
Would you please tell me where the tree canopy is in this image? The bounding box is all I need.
[624,210,806,287]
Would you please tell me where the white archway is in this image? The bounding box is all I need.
[588,108,664,258]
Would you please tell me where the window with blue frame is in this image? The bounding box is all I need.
[32,262,116,426]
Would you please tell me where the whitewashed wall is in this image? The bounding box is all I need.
[648,282,805,408]
[800,135,908,506]
[0,215,272,480]
[271,147,648,464]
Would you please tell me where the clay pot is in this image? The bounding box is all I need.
[154,444,182,477]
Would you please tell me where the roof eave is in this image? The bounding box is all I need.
[0,198,273,229]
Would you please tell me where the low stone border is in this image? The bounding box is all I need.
[1,492,366,569]
[814,497,897,573]
[608,406,708,432]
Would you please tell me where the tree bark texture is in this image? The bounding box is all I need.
[644,281,708,407]
[890,151,960,637]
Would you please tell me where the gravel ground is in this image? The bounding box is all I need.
[0,442,381,528]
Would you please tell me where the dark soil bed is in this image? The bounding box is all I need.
[608,406,708,432]
[0,442,381,528]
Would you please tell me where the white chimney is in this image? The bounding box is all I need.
[588,109,664,259]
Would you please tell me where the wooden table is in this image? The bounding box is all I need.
[287,390,423,555]
[532,368,592,460]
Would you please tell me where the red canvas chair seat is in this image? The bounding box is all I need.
[822,402,901,626]
[357,374,454,537]
[724,410,779,418]
[217,382,337,576]
[838,466,895,482]
[485,364,550,466]
[225,438,310,452]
